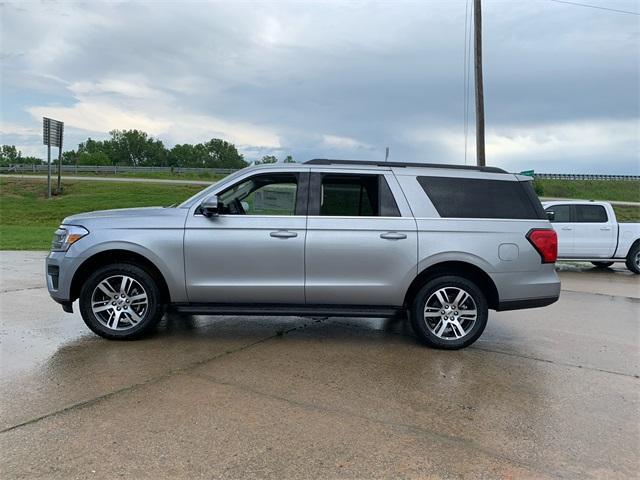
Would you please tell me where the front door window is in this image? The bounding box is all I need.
[219,173,299,216]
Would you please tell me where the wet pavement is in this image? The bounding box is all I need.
[0,252,638,479]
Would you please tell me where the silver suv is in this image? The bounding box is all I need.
[46,159,560,349]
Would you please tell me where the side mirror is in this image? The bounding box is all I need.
[545,211,555,222]
[201,195,223,217]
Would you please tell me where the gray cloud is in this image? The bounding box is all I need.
[1,0,638,173]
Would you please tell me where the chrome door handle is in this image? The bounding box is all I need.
[270,230,298,238]
[600,227,611,231]
[380,232,407,240]
[561,227,572,231]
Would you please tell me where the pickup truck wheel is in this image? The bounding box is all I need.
[79,263,164,340]
[410,275,488,350]
[591,261,614,268]
[625,243,640,274]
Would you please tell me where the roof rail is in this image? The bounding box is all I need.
[304,158,507,174]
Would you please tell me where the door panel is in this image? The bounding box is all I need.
[572,205,616,257]
[305,217,417,306]
[184,171,308,304]
[304,172,417,306]
[185,215,306,303]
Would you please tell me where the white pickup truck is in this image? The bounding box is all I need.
[541,201,640,274]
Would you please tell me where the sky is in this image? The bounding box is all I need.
[1,0,639,173]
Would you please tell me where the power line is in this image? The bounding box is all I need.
[549,0,640,16]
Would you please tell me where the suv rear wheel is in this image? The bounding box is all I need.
[79,263,165,340]
[410,275,488,349]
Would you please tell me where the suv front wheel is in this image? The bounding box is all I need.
[410,275,488,349]
[79,263,165,340]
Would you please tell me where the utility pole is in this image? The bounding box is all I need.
[474,0,486,167]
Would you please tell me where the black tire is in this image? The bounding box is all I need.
[591,261,614,268]
[410,275,488,350]
[625,242,640,274]
[79,263,165,340]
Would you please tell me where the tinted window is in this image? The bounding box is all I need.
[317,174,400,217]
[417,177,543,219]
[545,205,571,222]
[219,173,298,215]
[575,205,608,223]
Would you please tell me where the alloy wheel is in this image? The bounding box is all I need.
[423,287,477,340]
[91,275,148,331]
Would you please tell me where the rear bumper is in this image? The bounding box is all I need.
[490,264,561,311]
[496,295,559,311]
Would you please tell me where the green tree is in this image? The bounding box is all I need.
[256,155,278,164]
[61,150,79,165]
[77,138,112,162]
[169,143,208,168]
[77,151,111,166]
[21,156,44,165]
[0,145,22,166]
[200,139,246,168]
[283,155,295,163]
[109,130,167,167]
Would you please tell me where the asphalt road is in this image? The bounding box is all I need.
[0,252,638,479]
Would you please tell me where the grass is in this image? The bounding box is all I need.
[0,177,206,250]
[612,205,640,222]
[534,179,640,202]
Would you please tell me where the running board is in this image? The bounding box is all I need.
[170,303,403,318]
[557,258,625,262]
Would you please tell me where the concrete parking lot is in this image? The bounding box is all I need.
[1,252,638,479]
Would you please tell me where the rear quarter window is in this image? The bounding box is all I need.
[417,176,545,220]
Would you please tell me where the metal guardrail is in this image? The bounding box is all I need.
[532,173,640,181]
[0,165,238,175]
[1,165,638,180]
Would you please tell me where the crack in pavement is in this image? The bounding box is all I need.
[0,318,327,434]
[0,286,46,294]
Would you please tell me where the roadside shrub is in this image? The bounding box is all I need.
[533,181,544,196]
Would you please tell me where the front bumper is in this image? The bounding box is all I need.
[46,251,83,312]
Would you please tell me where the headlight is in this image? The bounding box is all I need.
[51,225,89,252]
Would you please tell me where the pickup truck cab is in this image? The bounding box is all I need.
[542,200,640,273]
[47,160,561,349]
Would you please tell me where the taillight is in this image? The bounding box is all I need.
[527,229,558,263]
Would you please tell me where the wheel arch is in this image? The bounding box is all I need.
[404,261,499,310]
[70,249,171,303]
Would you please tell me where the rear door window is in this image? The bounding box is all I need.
[417,176,544,219]
[310,173,401,217]
[574,205,608,223]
